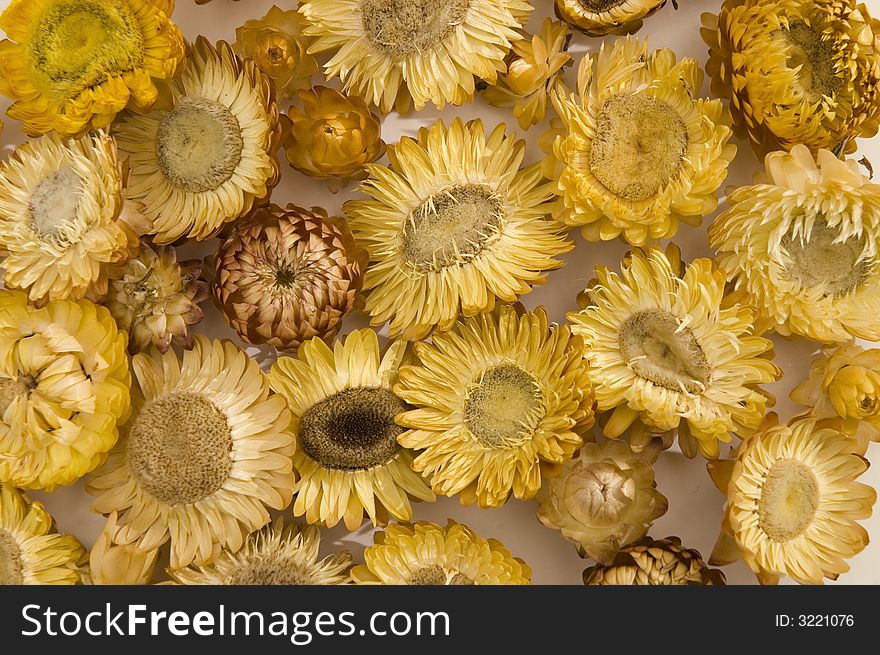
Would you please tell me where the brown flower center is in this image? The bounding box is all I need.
[402,184,504,273]
[781,223,868,296]
[782,22,841,102]
[28,0,144,95]
[156,96,244,193]
[227,559,314,585]
[464,364,545,448]
[127,392,233,506]
[408,565,474,585]
[758,459,820,542]
[361,0,472,57]
[575,0,628,11]
[0,375,35,416]
[28,167,84,240]
[590,93,689,203]
[619,310,710,394]
[299,387,405,471]
[0,529,23,585]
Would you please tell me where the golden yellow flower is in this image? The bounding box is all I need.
[234,5,318,101]
[284,86,385,191]
[88,511,158,585]
[169,518,351,585]
[87,336,295,569]
[701,0,880,156]
[213,203,367,351]
[554,0,670,36]
[545,38,735,246]
[1,484,87,584]
[483,18,572,129]
[791,343,880,447]
[0,0,185,137]
[115,37,283,244]
[268,329,434,531]
[351,520,531,585]
[105,243,208,355]
[709,416,875,585]
[346,118,572,340]
[396,304,594,508]
[536,440,667,563]
[0,291,130,491]
[299,0,530,114]
[583,536,725,585]
[0,131,138,305]
[710,145,880,343]
[568,245,780,459]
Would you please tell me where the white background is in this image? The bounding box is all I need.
[2,0,880,584]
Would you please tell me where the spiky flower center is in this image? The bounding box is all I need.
[408,565,475,585]
[299,387,406,470]
[781,223,868,296]
[156,97,244,193]
[576,0,628,11]
[565,462,635,527]
[590,93,688,202]
[0,375,35,416]
[227,558,315,585]
[402,184,504,272]
[28,167,83,241]
[781,22,840,102]
[619,310,710,394]
[758,458,820,542]
[0,529,23,585]
[464,364,545,448]
[127,392,233,506]
[27,0,144,96]
[360,0,471,57]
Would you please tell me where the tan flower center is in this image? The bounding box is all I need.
[565,462,635,527]
[782,22,841,102]
[402,184,503,273]
[619,310,710,394]
[758,458,820,542]
[590,93,688,203]
[464,364,545,448]
[27,0,144,97]
[0,529,23,585]
[408,565,474,585]
[0,375,34,416]
[360,0,471,57]
[127,392,233,506]
[781,223,868,296]
[227,559,314,585]
[28,167,83,240]
[299,387,405,470]
[575,0,628,11]
[255,31,297,74]
[156,96,244,193]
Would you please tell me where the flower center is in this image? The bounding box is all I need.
[463,364,545,448]
[781,223,868,297]
[576,0,628,11]
[782,22,841,102]
[401,184,504,273]
[565,462,635,527]
[127,392,233,506]
[156,96,244,193]
[27,0,144,99]
[619,310,710,394]
[590,93,689,203]
[360,0,472,57]
[0,375,34,416]
[408,565,474,585]
[0,529,23,585]
[227,559,314,585]
[298,387,405,471]
[758,458,820,542]
[28,167,84,240]
[256,32,296,73]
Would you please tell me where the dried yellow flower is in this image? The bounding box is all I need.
[554,0,670,36]
[583,536,725,585]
